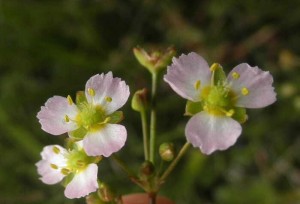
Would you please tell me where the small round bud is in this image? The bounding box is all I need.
[131,88,148,112]
[140,161,155,176]
[159,143,175,162]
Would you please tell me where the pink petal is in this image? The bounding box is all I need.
[40,145,67,162]
[64,164,98,199]
[85,72,130,114]
[83,124,127,157]
[36,160,65,184]
[37,96,79,135]
[36,145,68,184]
[164,52,211,101]
[227,63,276,108]
[185,111,242,154]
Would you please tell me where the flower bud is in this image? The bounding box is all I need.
[131,88,148,112]
[97,183,115,202]
[133,46,176,74]
[139,161,155,177]
[159,143,175,162]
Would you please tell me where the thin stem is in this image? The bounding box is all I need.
[141,109,149,160]
[111,154,136,178]
[160,142,191,182]
[111,155,143,189]
[150,72,158,163]
[148,192,156,204]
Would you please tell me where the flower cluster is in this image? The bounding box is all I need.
[36,72,129,198]
[36,50,276,201]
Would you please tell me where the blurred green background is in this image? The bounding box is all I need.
[0,0,300,203]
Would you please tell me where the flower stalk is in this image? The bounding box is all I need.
[141,109,150,161]
[160,142,191,182]
[150,72,158,164]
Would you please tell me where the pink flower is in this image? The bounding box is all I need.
[37,72,130,157]
[164,52,276,154]
[36,144,100,199]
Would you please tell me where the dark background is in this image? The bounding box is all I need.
[0,0,300,203]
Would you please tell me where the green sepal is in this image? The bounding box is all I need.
[86,192,106,204]
[154,47,176,70]
[185,100,203,116]
[108,111,124,124]
[97,182,116,202]
[133,46,176,74]
[69,126,87,140]
[62,173,75,187]
[133,47,154,71]
[76,91,87,104]
[65,138,76,150]
[232,107,247,123]
[213,64,226,85]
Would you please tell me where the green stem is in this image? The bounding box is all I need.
[150,72,158,163]
[111,155,143,188]
[160,142,191,182]
[141,110,150,161]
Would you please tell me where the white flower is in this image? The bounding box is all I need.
[164,52,276,154]
[36,144,100,199]
[37,72,130,157]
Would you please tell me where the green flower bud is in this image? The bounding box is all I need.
[131,88,148,112]
[133,46,176,74]
[97,183,115,202]
[159,143,175,162]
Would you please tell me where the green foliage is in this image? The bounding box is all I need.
[0,0,300,203]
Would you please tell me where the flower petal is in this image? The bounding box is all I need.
[37,96,79,135]
[185,111,242,154]
[164,52,211,101]
[36,145,68,184]
[227,63,276,108]
[36,160,65,184]
[83,124,127,157]
[85,72,130,114]
[40,145,68,164]
[64,164,98,199]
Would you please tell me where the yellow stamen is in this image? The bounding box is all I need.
[88,88,96,96]
[194,80,201,90]
[226,109,235,117]
[52,146,60,154]
[241,87,249,96]
[64,115,70,122]
[67,95,73,105]
[210,63,221,72]
[50,164,58,170]
[61,168,70,175]
[232,72,240,79]
[105,96,112,102]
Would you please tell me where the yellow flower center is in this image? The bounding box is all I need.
[201,85,236,116]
